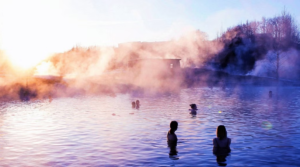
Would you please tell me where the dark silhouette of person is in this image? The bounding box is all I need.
[189,104,198,115]
[167,121,178,156]
[269,91,272,98]
[136,100,140,109]
[132,101,136,108]
[213,125,231,166]
[19,86,36,101]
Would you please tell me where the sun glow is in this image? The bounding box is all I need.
[4,47,52,70]
[0,0,73,70]
[34,61,59,76]
[0,19,53,69]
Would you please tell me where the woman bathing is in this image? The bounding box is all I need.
[167,121,178,155]
[213,125,231,164]
[213,125,231,150]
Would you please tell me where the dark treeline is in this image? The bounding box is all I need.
[218,10,300,49]
[212,10,300,76]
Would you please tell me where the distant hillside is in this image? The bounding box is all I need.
[208,10,300,81]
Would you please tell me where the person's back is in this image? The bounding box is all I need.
[213,125,230,165]
[213,125,231,149]
[213,137,231,148]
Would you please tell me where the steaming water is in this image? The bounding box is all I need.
[0,87,300,166]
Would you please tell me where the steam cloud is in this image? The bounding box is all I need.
[0,10,300,101]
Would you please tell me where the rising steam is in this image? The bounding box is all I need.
[0,10,300,101]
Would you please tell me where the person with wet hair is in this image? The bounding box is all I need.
[136,100,140,108]
[213,125,231,149]
[167,121,178,142]
[167,121,178,155]
[213,125,231,165]
[189,104,198,115]
[269,91,272,98]
[132,101,136,108]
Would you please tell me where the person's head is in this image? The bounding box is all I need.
[132,101,136,107]
[216,125,227,140]
[170,121,178,132]
[136,100,140,105]
[190,104,197,110]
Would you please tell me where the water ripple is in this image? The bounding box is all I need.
[0,87,299,166]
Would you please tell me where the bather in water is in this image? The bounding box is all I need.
[132,101,136,108]
[189,104,198,115]
[213,125,231,166]
[136,100,140,109]
[167,121,178,155]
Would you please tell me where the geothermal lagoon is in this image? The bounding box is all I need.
[0,86,299,166]
[1,0,300,166]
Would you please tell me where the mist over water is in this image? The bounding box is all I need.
[0,10,299,101]
[0,6,300,166]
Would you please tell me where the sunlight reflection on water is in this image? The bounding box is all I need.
[0,87,299,166]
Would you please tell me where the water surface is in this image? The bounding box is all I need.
[0,87,299,166]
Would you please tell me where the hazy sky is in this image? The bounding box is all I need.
[0,0,299,55]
